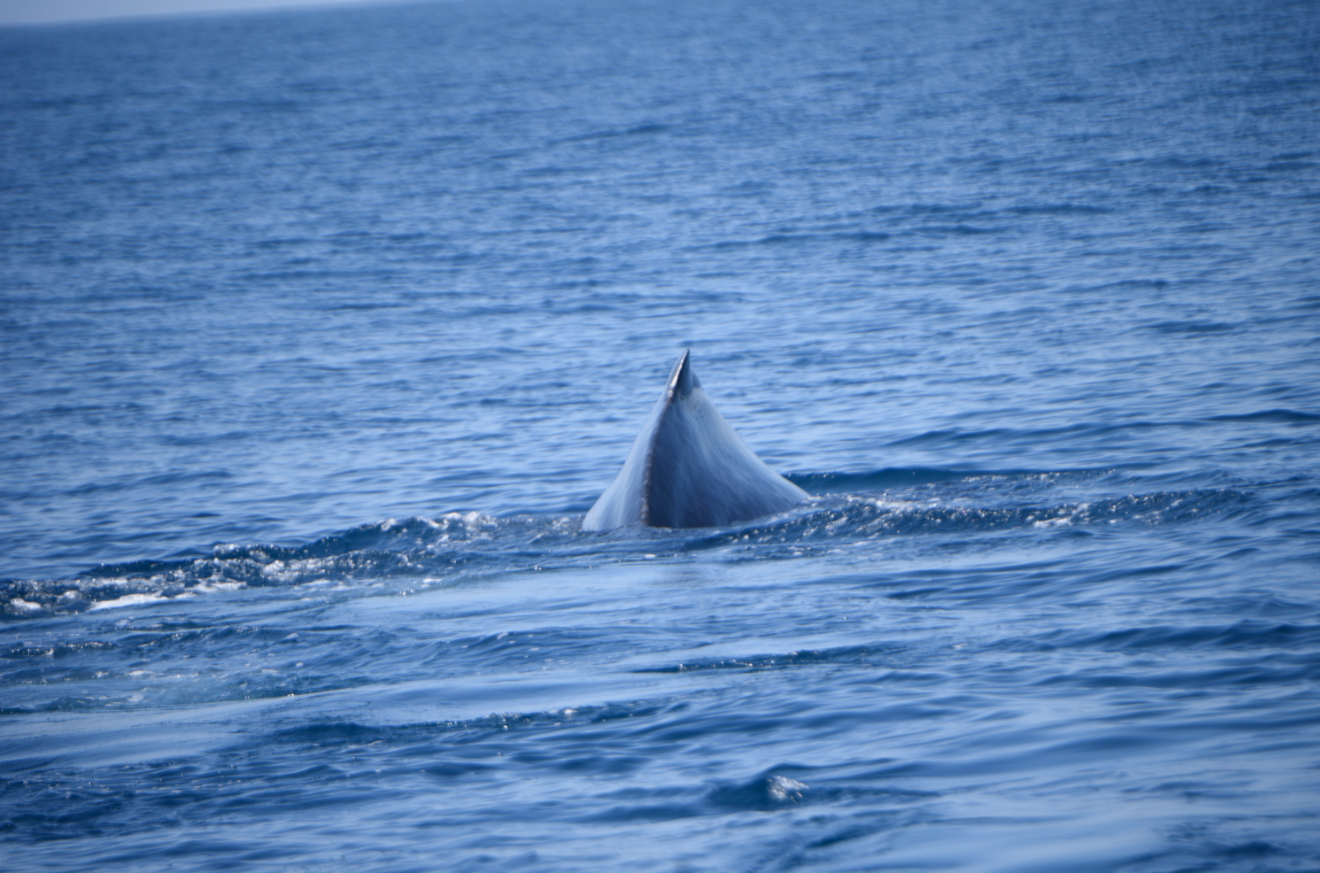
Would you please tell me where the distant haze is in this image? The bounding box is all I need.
[0,0,392,26]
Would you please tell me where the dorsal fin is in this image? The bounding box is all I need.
[583,350,807,530]
[666,349,699,401]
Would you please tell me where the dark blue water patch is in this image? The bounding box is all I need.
[883,412,1320,453]
[556,123,670,145]
[789,468,1024,491]
[1032,660,1320,690]
[916,223,994,236]
[885,423,1161,449]
[998,621,1320,655]
[1005,202,1116,216]
[55,469,236,499]
[689,229,894,251]
[1147,319,1238,335]
[1207,409,1320,424]
[630,643,909,675]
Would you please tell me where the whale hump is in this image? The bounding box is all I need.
[583,351,808,530]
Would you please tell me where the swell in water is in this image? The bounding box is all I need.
[3,468,1250,619]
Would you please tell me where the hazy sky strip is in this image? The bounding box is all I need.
[0,0,396,26]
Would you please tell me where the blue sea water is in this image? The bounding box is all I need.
[2,0,1320,869]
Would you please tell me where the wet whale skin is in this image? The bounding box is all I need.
[583,352,808,530]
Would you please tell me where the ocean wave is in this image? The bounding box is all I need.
[0,478,1248,619]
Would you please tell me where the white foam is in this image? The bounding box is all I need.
[88,592,170,611]
[191,581,245,594]
[768,775,808,801]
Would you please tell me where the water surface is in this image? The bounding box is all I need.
[2,0,1319,869]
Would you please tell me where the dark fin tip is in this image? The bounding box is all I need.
[667,349,699,400]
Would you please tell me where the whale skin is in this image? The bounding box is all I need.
[583,351,808,530]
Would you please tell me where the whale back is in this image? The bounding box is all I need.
[583,351,807,530]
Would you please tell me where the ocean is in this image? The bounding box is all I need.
[2,0,1319,869]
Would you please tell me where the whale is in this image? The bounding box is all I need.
[583,351,809,530]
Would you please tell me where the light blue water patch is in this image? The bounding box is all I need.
[2,0,1319,869]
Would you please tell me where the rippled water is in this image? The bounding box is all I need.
[2,0,1319,869]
